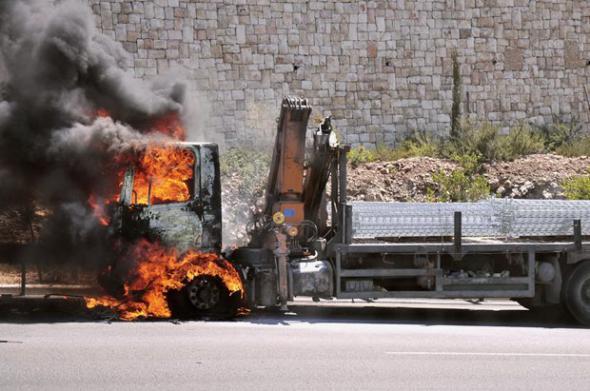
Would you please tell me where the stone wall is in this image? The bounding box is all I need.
[89,0,590,146]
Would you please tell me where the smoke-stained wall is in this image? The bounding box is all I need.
[89,0,590,146]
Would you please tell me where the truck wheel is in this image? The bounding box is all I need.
[186,276,224,312]
[167,275,239,319]
[564,261,590,326]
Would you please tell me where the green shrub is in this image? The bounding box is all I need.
[348,144,401,166]
[429,169,490,202]
[529,116,590,157]
[498,123,545,160]
[348,132,440,166]
[563,175,590,200]
[429,151,490,202]
[555,137,590,157]
[538,116,583,151]
[449,152,480,175]
[348,145,377,166]
[401,131,441,158]
[349,117,586,166]
[372,143,401,162]
[445,121,502,163]
[446,121,545,163]
[373,135,440,162]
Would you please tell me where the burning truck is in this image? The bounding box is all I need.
[12,94,590,328]
[0,0,245,320]
[4,1,590,325]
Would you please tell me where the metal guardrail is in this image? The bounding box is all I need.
[351,199,590,239]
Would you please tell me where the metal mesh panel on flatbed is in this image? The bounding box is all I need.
[351,199,590,239]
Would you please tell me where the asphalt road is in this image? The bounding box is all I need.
[2,299,590,390]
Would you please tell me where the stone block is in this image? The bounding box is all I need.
[114,24,127,41]
[148,49,166,59]
[232,90,245,100]
[168,29,182,40]
[236,25,246,44]
[564,40,584,69]
[182,26,193,42]
[274,64,293,73]
[459,28,472,38]
[504,47,524,71]
[367,41,378,58]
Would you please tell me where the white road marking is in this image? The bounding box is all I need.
[385,351,590,358]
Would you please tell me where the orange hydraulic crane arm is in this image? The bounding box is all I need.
[264,97,311,224]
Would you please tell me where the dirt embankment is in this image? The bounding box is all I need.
[348,157,458,202]
[348,154,590,202]
[483,154,590,199]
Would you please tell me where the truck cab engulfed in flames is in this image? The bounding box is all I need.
[112,143,222,254]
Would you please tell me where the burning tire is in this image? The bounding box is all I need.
[167,275,240,319]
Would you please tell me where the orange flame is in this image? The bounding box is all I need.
[132,146,195,205]
[85,240,244,321]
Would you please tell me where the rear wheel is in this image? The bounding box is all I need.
[564,261,590,326]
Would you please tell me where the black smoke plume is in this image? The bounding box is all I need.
[0,0,186,266]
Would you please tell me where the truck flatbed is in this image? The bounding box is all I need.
[338,238,590,254]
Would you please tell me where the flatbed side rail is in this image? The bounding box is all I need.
[334,244,537,300]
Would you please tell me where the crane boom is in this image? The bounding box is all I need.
[264,97,311,224]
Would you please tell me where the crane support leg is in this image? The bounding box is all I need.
[274,232,289,311]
